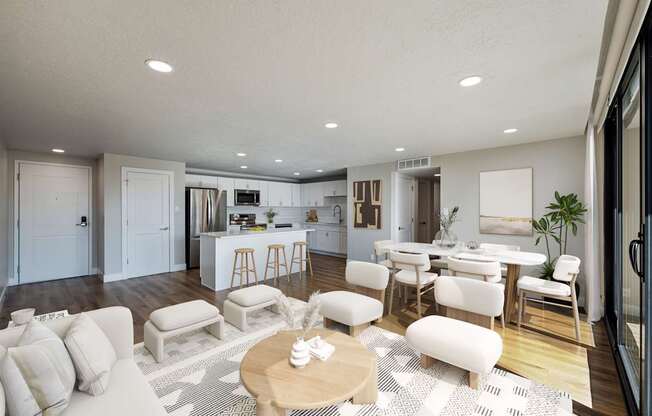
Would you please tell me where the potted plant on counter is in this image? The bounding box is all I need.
[265,208,278,224]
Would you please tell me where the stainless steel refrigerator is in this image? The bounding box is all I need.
[185,187,227,269]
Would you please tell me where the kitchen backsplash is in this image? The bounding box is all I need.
[227,196,347,225]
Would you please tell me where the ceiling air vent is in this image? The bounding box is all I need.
[397,156,432,171]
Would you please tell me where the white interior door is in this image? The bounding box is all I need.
[18,163,90,283]
[124,170,171,278]
[396,175,414,242]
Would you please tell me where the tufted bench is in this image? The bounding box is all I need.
[223,285,282,331]
[144,300,224,362]
[406,315,503,389]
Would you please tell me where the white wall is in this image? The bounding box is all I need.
[100,153,186,276]
[0,141,8,303]
[6,150,99,283]
[432,136,586,274]
[347,162,395,261]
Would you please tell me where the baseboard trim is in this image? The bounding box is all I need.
[101,273,125,283]
[171,263,187,272]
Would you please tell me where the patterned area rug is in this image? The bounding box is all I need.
[134,299,572,416]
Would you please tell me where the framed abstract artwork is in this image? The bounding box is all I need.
[353,179,382,229]
[479,168,533,235]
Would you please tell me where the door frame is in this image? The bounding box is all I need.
[13,160,93,284]
[390,172,416,242]
[121,167,175,279]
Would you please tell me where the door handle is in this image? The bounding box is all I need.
[419,221,426,225]
[398,226,405,230]
[160,226,169,231]
[629,238,644,281]
[76,223,88,227]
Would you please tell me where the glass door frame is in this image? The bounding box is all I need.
[603,15,652,416]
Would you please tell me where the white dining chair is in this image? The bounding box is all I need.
[517,255,582,341]
[389,251,438,319]
[373,240,395,269]
[446,256,505,328]
[479,243,520,276]
[430,239,449,271]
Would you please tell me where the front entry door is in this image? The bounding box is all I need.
[124,169,171,278]
[18,162,90,283]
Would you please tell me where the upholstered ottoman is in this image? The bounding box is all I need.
[223,285,282,331]
[144,300,224,362]
[319,291,384,336]
[406,315,502,389]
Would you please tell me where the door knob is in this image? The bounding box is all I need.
[160,226,169,231]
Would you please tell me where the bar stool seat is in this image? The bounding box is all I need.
[264,244,290,285]
[231,248,258,288]
[289,241,313,280]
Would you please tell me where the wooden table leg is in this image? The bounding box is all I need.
[504,264,521,323]
[256,397,287,416]
[352,360,378,404]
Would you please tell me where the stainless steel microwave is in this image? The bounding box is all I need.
[234,189,260,206]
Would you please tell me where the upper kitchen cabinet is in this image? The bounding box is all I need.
[322,180,347,197]
[291,183,301,207]
[234,178,260,191]
[186,174,218,188]
[301,182,324,207]
[217,177,235,207]
[267,181,293,207]
[259,181,269,207]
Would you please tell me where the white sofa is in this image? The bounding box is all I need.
[0,306,166,416]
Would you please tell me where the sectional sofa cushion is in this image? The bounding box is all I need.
[65,313,117,396]
[0,345,41,416]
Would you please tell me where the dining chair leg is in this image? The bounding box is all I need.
[388,277,396,315]
[517,292,524,329]
[500,313,505,329]
[571,286,580,341]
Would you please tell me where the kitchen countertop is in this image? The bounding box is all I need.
[201,227,314,239]
[303,221,347,228]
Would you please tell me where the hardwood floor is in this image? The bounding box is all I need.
[1,254,627,415]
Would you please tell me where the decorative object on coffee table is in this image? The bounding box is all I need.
[278,291,321,368]
[240,329,377,415]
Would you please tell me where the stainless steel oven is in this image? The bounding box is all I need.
[234,189,260,206]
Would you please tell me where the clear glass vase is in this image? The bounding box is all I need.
[434,228,458,248]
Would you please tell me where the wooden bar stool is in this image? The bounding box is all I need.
[230,248,258,288]
[264,244,290,285]
[289,241,313,280]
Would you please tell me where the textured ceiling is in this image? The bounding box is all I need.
[0,1,607,179]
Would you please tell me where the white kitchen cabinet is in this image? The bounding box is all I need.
[267,181,292,207]
[186,174,218,188]
[301,182,324,207]
[338,231,347,254]
[314,228,340,253]
[322,181,338,197]
[259,181,269,207]
[291,183,301,207]
[335,180,347,196]
[217,177,235,207]
[234,178,260,191]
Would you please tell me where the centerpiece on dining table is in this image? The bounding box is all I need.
[434,206,460,248]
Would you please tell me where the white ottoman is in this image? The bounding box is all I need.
[144,300,224,363]
[223,285,282,331]
[319,291,384,336]
[406,315,502,389]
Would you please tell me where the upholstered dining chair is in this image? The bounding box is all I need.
[479,243,520,276]
[373,240,395,269]
[517,255,582,341]
[388,251,438,319]
[446,256,505,328]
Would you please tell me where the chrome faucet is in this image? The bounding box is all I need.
[333,204,342,224]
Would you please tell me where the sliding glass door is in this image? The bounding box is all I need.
[604,34,651,414]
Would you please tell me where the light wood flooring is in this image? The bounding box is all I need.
[0,254,627,415]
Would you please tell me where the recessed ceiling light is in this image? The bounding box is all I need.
[240,165,248,169]
[503,128,518,134]
[275,159,283,163]
[324,122,338,129]
[316,169,323,173]
[395,147,405,152]
[293,172,301,176]
[145,59,173,73]
[459,76,482,87]
[51,148,65,153]
[236,152,247,157]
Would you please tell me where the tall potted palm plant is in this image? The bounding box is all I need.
[533,192,587,280]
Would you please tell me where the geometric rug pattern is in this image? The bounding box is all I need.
[134,299,572,416]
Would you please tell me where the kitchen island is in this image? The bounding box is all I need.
[200,227,314,291]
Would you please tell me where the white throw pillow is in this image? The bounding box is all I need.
[0,345,40,416]
[2,320,76,415]
[64,313,117,395]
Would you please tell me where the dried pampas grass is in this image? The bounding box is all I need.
[301,291,321,338]
[276,293,297,329]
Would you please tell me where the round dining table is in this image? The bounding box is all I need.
[384,242,547,322]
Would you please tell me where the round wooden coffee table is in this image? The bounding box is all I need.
[240,329,377,416]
